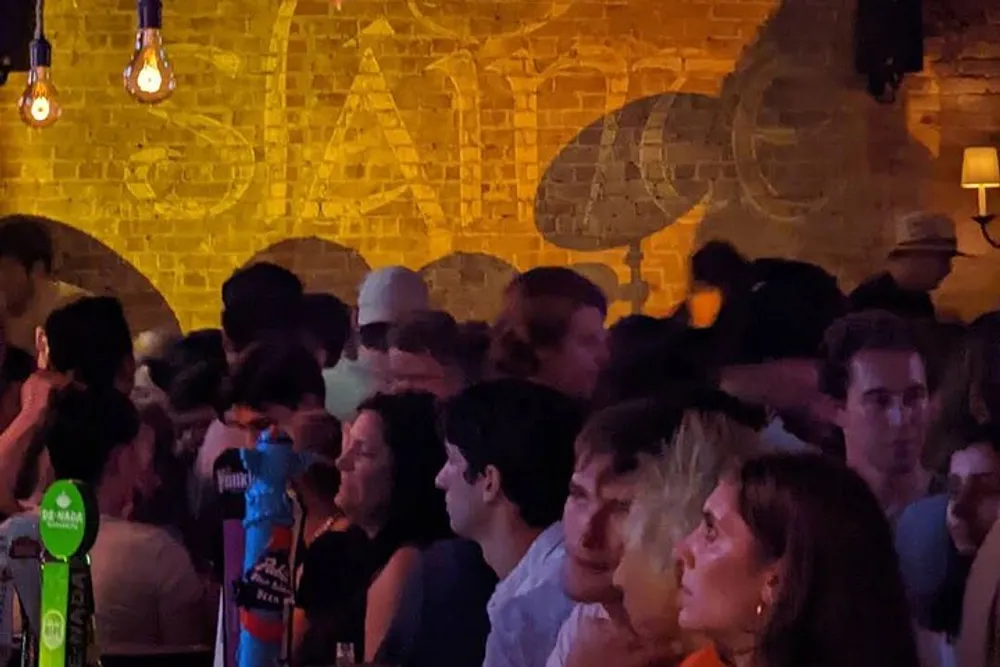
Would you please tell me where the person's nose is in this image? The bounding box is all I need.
[579,507,607,549]
[335,450,352,472]
[674,534,694,571]
[886,399,905,428]
[434,464,448,491]
[951,484,976,521]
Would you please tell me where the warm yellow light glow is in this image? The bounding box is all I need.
[18,67,62,129]
[123,28,175,103]
[962,147,1000,189]
[962,147,1000,217]
[688,286,723,329]
[137,60,163,93]
[30,97,51,122]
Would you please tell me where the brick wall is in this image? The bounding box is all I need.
[0,0,998,332]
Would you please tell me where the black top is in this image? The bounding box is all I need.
[295,525,374,665]
[375,539,497,667]
[849,272,935,320]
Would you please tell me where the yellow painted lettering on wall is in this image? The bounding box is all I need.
[305,39,447,232]
[487,43,630,227]
[124,111,256,220]
[427,50,483,228]
[123,44,256,220]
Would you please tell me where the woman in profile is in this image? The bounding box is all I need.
[611,406,761,665]
[296,391,452,665]
[675,453,920,667]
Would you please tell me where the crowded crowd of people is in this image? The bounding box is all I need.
[0,208,996,667]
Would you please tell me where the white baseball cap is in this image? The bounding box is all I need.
[356,267,430,327]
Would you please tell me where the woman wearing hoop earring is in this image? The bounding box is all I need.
[674,453,921,667]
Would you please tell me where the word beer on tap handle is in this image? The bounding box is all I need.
[37,480,101,667]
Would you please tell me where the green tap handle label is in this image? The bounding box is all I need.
[39,561,68,667]
[38,480,99,667]
[39,481,98,561]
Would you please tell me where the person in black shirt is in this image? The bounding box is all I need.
[850,212,967,320]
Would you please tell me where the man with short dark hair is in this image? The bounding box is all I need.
[0,296,135,515]
[221,262,305,366]
[437,379,584,667]
[388,310,466,399]
[226,336,327,444]
[820,310,931,516]
[0,215,88,355]
[196,263,308,485]
[545,399,685,667]
[42,296,135,392]
[301,293,351,369]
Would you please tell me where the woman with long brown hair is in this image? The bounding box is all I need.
[676,453,920,667]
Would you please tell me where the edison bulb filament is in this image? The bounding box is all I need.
[137,61,163,94]
[30,97,51,122]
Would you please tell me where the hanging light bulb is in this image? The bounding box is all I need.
[18,0,61,129]
[123,0,176,103]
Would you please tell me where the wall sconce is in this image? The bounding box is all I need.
[962,146,1000,249]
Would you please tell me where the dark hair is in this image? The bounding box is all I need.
[579,389,762,476]
[690,240,749,289]
[736,453,920,667]
[2,346,34,384]
[390,310,461,365]
[228,336,325,412]
[442,379,584,528]
[129,398,194,536]
[45,296,133,389]
[927,315,1000,471]
[41,386,141,487]
[490,267,607,378]
[359,322,391,353]
[819,310,924,400]
[146,329,228,413]
[456,321,491,385]
[221,262,304,353]
[302,293,351,368]
[356,391,452,559]
[594,317,714,406]
[0,215,54,273]
[297,412,343,502]
[736,259,847,364]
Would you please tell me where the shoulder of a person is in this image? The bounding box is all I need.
[99,519,185,555]
[497,581,573,629]
[0,512,39,539]
[383,545,422,573]
[849,272,891,296]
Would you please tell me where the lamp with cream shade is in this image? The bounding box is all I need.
[961,146,1000,248]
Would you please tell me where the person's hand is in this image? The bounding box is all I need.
[565,615,673,667]
[19,370,68,420]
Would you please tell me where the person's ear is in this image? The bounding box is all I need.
[35,326,49,370]
[759,565,782,609]
[481,464,502,504]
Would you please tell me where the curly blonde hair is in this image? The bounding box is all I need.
[625,408,762,573]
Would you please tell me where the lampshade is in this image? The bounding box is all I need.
[962,147,1000,189]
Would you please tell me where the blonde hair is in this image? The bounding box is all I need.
[625,408,761,572]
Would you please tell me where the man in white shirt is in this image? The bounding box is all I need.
[436,380,584,667]
[546,400,689,667]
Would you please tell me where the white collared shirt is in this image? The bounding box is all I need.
[486,522,565,624]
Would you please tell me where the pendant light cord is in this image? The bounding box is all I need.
[34,0,45,40]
